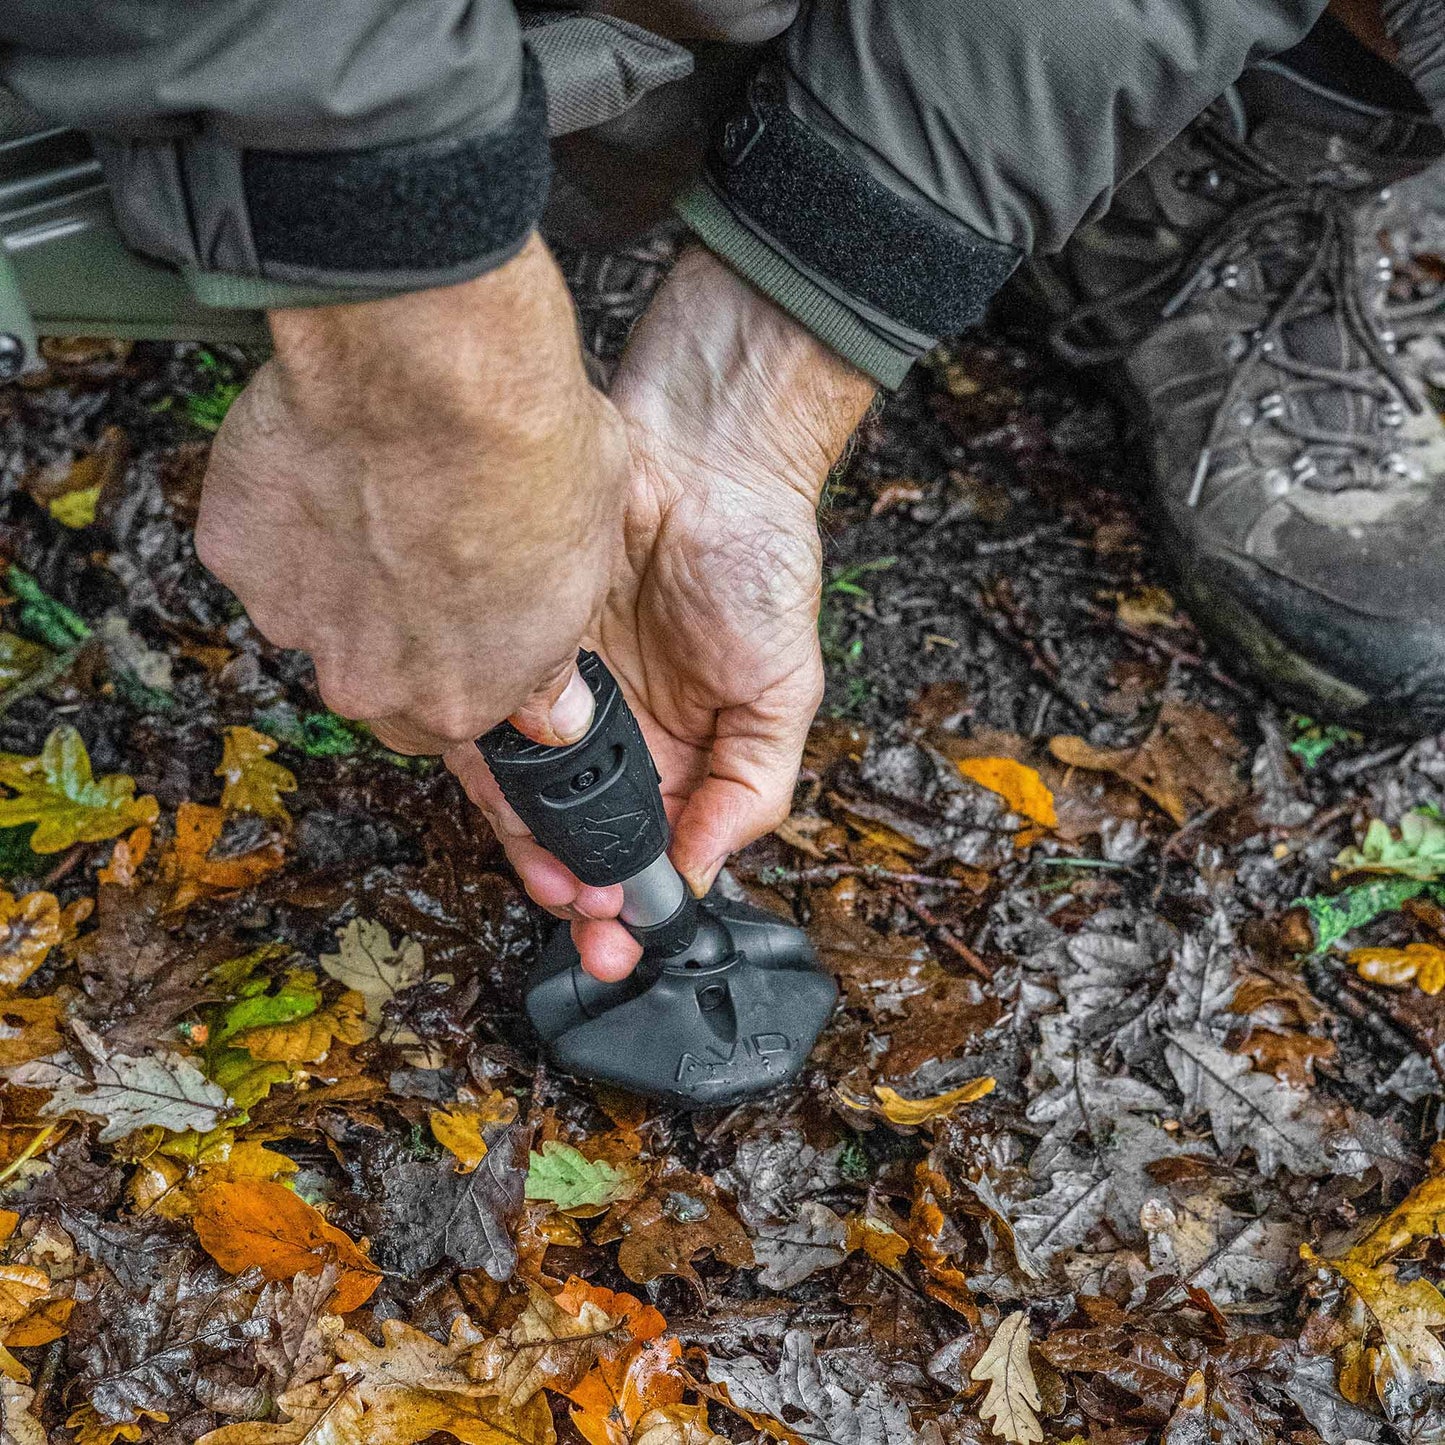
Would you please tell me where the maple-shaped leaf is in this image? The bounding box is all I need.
[370,1120,527,1281]
[526,1141,645,1212]
[319,918,424,1041]
[160,803,284,913]
[10,1020,230,1143]
[216,726,296,826]
[467,1283,620,1406]
[594,1170,752,1292]
[192,1180,381,1313]
[707,1329,921,1445]
[0,726,157,853]
[197,1317,555,1445]
[0,888,62,991]
[70,1254,269,1426]
[970,1311,1043,1445]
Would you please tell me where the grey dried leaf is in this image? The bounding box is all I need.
[718,1129,845,1228]
[1009,1170,1111,1270]
[708,1329,922,1445]
[751,1202,850,1290]
[1164,1029,1357,1177]
[369,1120,526,1279]
[1141,1194,1299,1303]
[1026,1051,1172,1176]
[1161,914,1238,1030]
[1277,1352,1384,1444]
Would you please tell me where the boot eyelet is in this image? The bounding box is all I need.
[1264,468,1290,497]
[1220,264,1241,289]
[1260,392,1285,418]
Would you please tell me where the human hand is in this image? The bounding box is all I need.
[196,234,630,754]
[447,247,877,978]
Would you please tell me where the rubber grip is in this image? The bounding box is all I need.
[476,651,669,888]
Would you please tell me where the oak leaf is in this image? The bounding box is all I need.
[0,889,62,990]
[10,1020,230,1143]
[0,726,158,853]
[230,991,367,1065]
[319,918,424,1042]
[594,1171,752,1292]
[160,802,284,913]
[526,1141,645,1212]
[197,1317,556,1445]
[64,1404,164,1445]
[217,726,296,825]
[192,1180,380,1313]
[0,994,63,1069]
[2,1379,46,1445]
[970,1311,1043,1445]
[467,1283,621,1405]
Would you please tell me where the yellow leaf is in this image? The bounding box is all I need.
[1349,943,1445,995]
[66,1404,166,1445]
[0,1210,17,1245]
[844,1214,909,1270]
[128,1133,299,1219]
[192,1179,380,1313]
[0,1265,49,1332]
[1115,585,1181,630]
[0,726,157,853]
[971,1310,1043,1445]
[160,801,284,913]
[5,1293,72,1346]
[838,1077,996,1127]
[430,1091,519,1173]
[0,634,48,690]
[468,1284,621,1407]
[957,758,1057,830]
[0,888,61,992]
[231,991,368,1064]
[49,483,101,528]
[217,726,296,826]
[319,918,425,1043]
[0,994,63,1069]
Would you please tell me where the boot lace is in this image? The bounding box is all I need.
[1051,123,1426,507]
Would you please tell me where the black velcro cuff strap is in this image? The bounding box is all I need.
[242,52,552,289]
[708,83,1021,340]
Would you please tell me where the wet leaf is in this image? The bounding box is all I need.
[468,1283,620,1405]
[0,994,63,1070]
[837,1076,996,1127]
[160,803,284,912]
[971,1311,1043,1445]
[230,991,367,1064]
[1049,699,1244,825]
[1,1379,46,1444]
[319,917,424,1041]
[1349,941,1445,994]
[10,1019,230,1142]
[430,1092,519,1172]
[526,1141,645,1211]
[751,1202,850,1289]
[594,1171,752,1292]
[0,726,157,853]
[192,1180,381,1313]
[1337,809,1445,882]
[956,758,1056,830]
[217,726,296,826]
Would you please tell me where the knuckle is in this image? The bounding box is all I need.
[413,700,482,746]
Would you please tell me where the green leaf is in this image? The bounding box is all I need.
[0,633,50,690]
[213,969,321,1045]
[203,1046,293,1112]
[0,725,158,852]
[1288,715,1356,770]
[524,1140,643,1210]
[5,566,90,650]
[1336,809,1445,882]
[1297,876,1432,954]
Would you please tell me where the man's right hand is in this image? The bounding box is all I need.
[196,234,630,755]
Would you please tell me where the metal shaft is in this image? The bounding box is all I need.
[618,852,688,927]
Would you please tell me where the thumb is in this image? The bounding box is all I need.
[508,657,595,747]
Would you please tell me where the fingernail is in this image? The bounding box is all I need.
[549,669,595,743]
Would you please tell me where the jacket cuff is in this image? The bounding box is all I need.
[684,78,1022,388]
[99,52,551,295]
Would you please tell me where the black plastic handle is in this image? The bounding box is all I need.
[476,651,669,889]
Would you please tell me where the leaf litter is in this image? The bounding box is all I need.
[0,227,1442,1444]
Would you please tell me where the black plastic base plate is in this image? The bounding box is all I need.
[523,892,837,1108]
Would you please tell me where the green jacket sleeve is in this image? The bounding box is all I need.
[0,0,550,293]
[683,0,1331,386]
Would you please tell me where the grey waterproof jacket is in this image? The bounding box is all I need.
[1,0,1440,384]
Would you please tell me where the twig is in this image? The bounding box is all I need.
[901,895,993,980]
[1330,741,1410,782]
[1074,600,1248,696]
[42,844,85,889]
[0,642,86,716]
[1160,805,1222,860]
[0,1125,54,1187]
[737,862,963,891]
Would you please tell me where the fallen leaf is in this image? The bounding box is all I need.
[1349,942,1445,994]
[319,917,424,1041]
[1337,809,1445,882]
[1115,585,1181,630]
[631,1406,727,1445]
[468,1283,621,1405]
[97,825,151,887]
[5,1293,73,1347]
[0,634,47,692]
[2,1379,46,1444]
[838,1076,996,1128]
[160,802,284,912]
[65,1405,165,1445]
[430,1092,519,1173]
[0,995,63,1069]
[0,889,61,993]
[845,1214,909,1271]
[1049,699,1244,825]
[0,726,157,853]
[217,726,296,826]
[50,484,101,528]
[128,1133,299,1219]
[230,991,368,1064]
[594,1171,752,1292]
[197,1317,554,1445]
[970,1311,1043,1445]
[10,1020,230,1143]
[0,1264,49,1382]
[750,1203,850,1290]
[956,758,1057,830]
[526,1141,645,1212]
[192,1180,381,1313]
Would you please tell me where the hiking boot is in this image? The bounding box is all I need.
[1019,36,1445,734]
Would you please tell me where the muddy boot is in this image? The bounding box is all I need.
[1020,23,1445,733]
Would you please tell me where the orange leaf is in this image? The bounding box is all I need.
[566,1337,687,1445]
[192,1179,380,1313]
[5,1294,72,1346]
[956,757,1057,830]
[160,802,284,913]
[0,889,62,990]
[98,825,151,887]
[1349,942,1445,994]
[0,995,63,1069]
